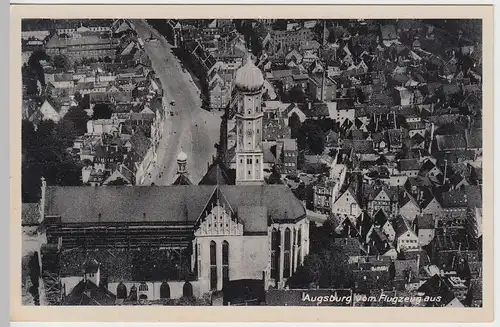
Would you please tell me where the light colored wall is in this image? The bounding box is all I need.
[107,280,202,300]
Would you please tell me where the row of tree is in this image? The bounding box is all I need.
[286,220,354,289]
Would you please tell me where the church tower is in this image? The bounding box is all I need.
[234,54,265,185]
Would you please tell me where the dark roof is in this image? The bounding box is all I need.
[173,174,193,185]
[198,158,235,185]
[84,259,100,273]
[44,185,305,228]
[466,128,482,149]
[436,134,467,151]
[394,259,419,281]
[373,209,389,227]
[391,215,412,238]
[22,203,39,226]
[398,159,420,171]
[416,214,434,229]
[417,274,457,306]
[63,279,116,305]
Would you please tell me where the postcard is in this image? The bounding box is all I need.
[10,4,493,323]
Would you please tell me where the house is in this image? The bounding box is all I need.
[308,74,337,102]
[332,188,361,219]
[277,138,298,175]
[380,25,399,46]
[393,259,420,291]
[387,129,403,152]
[399,192,421,222]
[392,215,419,252]
[29,99,65,124]
[372,209,396,242]
[435,134,467,151]
[417,274,465,307]
[366,227,398,259]
[364,185,399,217]
[312,179,337,215]
[398,159,420,177]
[416,214,435,246]
[282,103,306,125]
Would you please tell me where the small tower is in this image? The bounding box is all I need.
[177,149,188,175]
[173,149,192,185]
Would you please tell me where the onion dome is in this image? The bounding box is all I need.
[235,54,264,93]
[177,150,188,162]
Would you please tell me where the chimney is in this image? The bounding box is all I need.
[428,123,435,154]
[416,254,420,270]
[308,102,312,110]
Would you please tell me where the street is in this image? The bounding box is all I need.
[130,20,222,185]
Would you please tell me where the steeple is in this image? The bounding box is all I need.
[173,149,192,185]
[234,55,265,185]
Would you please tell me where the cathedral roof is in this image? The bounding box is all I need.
[234,54,264,93]
[44,185,306,228]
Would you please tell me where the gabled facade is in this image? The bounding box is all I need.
[332,188,361,219]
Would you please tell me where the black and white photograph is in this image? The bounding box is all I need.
[19,15,485,310]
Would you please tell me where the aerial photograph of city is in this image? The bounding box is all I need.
[20,18,483,307]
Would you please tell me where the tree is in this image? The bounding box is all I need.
[288,86,307,104]
[267,165,283,185]
[53,54,70,70]
[22,119,82,202]
[287,220,354,289]
[92,103,113,120]
[64,105,89,135]
[298,120,326,155]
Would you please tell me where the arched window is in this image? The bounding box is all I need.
[183,281,193,297]
[116,282,127,299]
[129,285,137,301]
[271,228,280,280]
[297,228,302,265]
[210,241,217,291]
[160,282,170,299]
[284,228,291,278]
[138,282,148,292]
[222,241,229,286]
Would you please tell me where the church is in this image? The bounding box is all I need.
[39,55,310,303]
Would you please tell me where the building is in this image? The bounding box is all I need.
[234,55,265,186]
[37,178,309,299]
[277,138,298,175]
[45,32,120,64]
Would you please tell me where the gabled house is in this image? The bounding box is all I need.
[29,99,65,125]
[398,159,421,177]
[415,214,435,246]
[399,192,421,222]
[372,209,396,242]
[392,215,420,252]
[364,185,399,217]
[332,188,362,219]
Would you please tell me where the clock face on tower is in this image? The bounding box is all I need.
[246,128,254,136]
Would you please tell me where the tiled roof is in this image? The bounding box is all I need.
[398,159,420,171]
[44,185,306,227]
[416,214,434,229]
[436,134,467,151]
[391,215,412,238]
